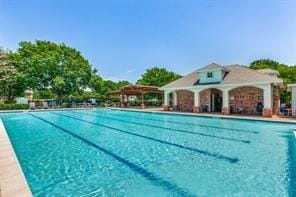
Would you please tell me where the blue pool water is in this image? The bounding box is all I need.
[0,109,295,196]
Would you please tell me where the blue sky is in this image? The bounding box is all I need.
[0,0,295,82]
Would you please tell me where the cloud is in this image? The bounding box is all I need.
[126,69,135,74]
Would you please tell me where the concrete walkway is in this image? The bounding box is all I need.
[0,119,32,197]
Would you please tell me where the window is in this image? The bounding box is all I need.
[207,72,213,78]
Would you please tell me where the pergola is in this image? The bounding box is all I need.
[107,85,163,109]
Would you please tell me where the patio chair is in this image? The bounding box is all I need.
[279,106,288,116]
[43,102,48,109]
[82,101,88,108]
[51,101,57,108]
[29,102,36,110]
[90,98,98,107]
[71,101,77,108]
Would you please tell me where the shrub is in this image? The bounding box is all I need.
[0,104,29,110]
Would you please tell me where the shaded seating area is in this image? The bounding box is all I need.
[107,85,163,109]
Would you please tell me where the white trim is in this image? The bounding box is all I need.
[159,81,281,91]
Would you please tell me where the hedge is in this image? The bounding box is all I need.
[0,104,29,110]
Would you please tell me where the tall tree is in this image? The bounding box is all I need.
[249,59,296,103]
[249,59,296,84]
[116,80,130,88]
[136,67,181,87]
[11,40,93,101]
[0,50,26,101]
[249,59,280,70]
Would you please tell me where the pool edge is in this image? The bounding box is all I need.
[109,108,296,124]
[0,118,32,197]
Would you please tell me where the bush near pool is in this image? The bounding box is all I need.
[0,104,29,110]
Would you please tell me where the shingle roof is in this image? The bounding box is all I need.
[257,68,280,76]
[197,63,223,71]
[221,65,282,84]
[160,64,283,89]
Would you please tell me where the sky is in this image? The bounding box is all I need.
[0,0,295,83]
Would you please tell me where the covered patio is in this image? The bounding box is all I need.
[107,85,163,109]
[163,83,278,117]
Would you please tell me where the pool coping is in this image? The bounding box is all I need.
[109,108,296,124]
[0,118,32,196]
[0,107,95,113]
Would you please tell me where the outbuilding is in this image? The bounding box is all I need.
[160,63,283,117]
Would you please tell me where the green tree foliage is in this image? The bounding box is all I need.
[0,50,26,101]
[250,59,281,70]
[89,70,104,94]
[99,80,130,95]
[116,80,130,88]
[10,40,93,101]
[250,59,296,83]
[249,59,296,103]
[33,89,54,99]
[136,67,181,87]
[88,67,130,97]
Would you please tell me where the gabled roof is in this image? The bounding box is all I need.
[257,68,280,76]
[221,65,282,84]
[197,63,223,72]
[197,63,229,72]
[160,64,283,89]
[160,71,199,89]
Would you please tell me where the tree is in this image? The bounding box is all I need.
[249,59,296,84]
[11,40,93,101]
[249,59,296,103]
[116,80,130,88]
[249,59,280,70]
[89,74,104,94]
[136,67,181,87]
[0,50,26,101]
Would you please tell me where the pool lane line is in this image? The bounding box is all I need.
[71,111,251,144]
[27,113,196,197]
[49,112,239,164]
[101,110,258,134]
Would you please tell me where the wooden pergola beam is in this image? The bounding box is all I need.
[106,85,163,109]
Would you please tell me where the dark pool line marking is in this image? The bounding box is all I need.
[72,111,250,144]
[104,111,259,134]
[50,112,239,164]
[28,113,196,197]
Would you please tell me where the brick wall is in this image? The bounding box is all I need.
[229,87,263,115]
[273,85,280,115]
[200,89,211,110]
[176,90,194,112]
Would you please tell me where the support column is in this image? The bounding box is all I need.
[172,91,178,111]
[292,87,296,117]
[120,91,125,108]
[163,90,170,111]
[140,93,145,109]
[263,84,273,117]
[222,88,230,115]
[193,90,200,112]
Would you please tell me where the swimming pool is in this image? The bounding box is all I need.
[1,109,295,196]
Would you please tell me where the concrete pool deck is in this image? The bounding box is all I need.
[0,119,32,197]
